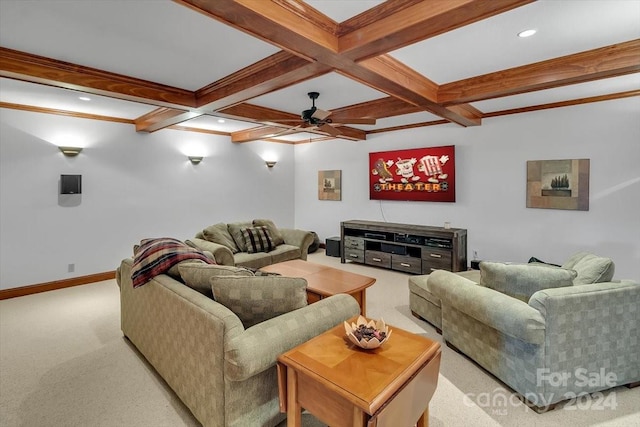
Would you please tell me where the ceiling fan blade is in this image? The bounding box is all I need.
[270,125,303,138]
[317,123,341,136]
[331,117,376,125]
[263,119,303,123]
[311,108,331,121]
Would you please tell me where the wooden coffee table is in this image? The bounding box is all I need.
[260,259,375,315]
[277,318,441,427]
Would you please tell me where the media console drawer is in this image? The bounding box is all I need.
[392,255,422,274]
[422,247,452,272]
[344,248,364,262]
[344,236,365,250]
[365,250,391,268]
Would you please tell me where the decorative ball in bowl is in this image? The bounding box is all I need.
[344,315,392,349]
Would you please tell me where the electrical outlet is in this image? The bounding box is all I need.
[68,263,75,273]
[473,250,478,261]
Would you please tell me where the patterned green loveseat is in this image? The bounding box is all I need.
[117,258,359,427]
[413,252,640,411]
[189,219,314,269]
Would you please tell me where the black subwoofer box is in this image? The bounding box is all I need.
[325,236,341,257]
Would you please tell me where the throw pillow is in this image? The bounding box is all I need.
[210,276,308,328]
[178,263,254,298]
[480,262,576,303]
[241,226,275,253]
[561,252,615,285]
[202,223,239,253]
[227,221,253,252]
[253,219,285,246]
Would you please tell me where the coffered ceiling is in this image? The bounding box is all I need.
[1,0,639,144]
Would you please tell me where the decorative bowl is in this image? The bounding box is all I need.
[344,315,392,349]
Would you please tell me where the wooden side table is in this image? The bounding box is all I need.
[277,318,441,427]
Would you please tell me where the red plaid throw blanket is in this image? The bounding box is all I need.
[131,237,215,288]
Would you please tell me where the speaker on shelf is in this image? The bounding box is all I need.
[60,174,82,194]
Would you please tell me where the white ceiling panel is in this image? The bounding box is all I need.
[390,0,640,84]
[0,0,638,142]
[0,78,156,118]
[473,74,640,113]
[181,115,256,133]
[0,0,280,91]
[249,72,387,116]
[307,0,385,22]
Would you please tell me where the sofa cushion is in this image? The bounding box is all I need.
[210,276,308,328]
[269,244,302,265]
[241,226,275,254]
[178,263,254,298]
[480,262,576,303]
[561,252,615,285]
[202,223,239,253]
[228,221,252,252]
[253,219,285,246]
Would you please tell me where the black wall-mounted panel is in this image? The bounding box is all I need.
[61,174,82,194]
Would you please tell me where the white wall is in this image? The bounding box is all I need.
[0,109,295,289]
[294,98,640,279]
[2,97,639,289]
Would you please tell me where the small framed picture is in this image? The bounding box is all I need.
[318,170,341,201]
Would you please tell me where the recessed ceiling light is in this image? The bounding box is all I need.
[78,96,91,101]
[518,29,537,38]
[217,119,225,123]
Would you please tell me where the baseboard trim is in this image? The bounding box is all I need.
[0,271,116,300]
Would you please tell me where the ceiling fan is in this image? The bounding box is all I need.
[269,92,376,137]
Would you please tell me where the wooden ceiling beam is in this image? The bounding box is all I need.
[439,39,640,105]
[135,108,203,133]
[231,125,297,143]
[177,0,494,127]
[355,55,481,126]
[218,103,300,123]
[339,0,535,61]
[330,126,366,141]
[176,0,338,61]
[482,89,640,118]
[329,96,422,121]
[195,51,332,111]
[0,47,196,109]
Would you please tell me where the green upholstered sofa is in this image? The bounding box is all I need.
[189,220,314,269]
[409,252,640,411]
[117,258,360,427]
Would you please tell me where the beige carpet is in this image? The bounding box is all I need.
[1,250,638,427]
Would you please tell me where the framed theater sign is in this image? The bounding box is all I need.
[369,145,455,202]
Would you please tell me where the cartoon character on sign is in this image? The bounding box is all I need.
[418,155,449,183]
[395,158,420,183]
[371,158,394,183]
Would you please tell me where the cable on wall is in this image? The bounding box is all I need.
[379,200,388,222]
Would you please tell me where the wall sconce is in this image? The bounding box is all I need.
[265,160,277,168]
[58,146,83,157]
[188,156,203,165]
